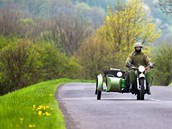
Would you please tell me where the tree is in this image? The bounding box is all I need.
[76,34,113,79]
[43,13,93,57]
[158,0,172,14]
[74,2,106,27]
[104,0,160,52]
[152,43,172,86]
[76,0,161,79]
[0,8,22,36]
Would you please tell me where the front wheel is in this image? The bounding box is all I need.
[137,78,145,100]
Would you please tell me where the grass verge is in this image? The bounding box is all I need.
[0,78,94,129]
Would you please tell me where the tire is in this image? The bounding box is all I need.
[95,77,98,94]
[97,90,102,100]
[137,78,145,100]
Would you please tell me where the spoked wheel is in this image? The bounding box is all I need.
[137,78,145,100]
[97,90,102,100]
[95,77,98,94]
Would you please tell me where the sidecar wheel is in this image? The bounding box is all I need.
[137,78,145,100]
[95,77,98,94]
[97,90,102,100]
[137,92,140,100]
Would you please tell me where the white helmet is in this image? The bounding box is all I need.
[134,42,143,48]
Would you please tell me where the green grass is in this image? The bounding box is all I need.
[168,82,172,86]
[0,78,94,129]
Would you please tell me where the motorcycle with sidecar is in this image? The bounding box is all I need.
[95,64,153,100]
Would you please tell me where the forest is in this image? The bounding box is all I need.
[0,0,172,95]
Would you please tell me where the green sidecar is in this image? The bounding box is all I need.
[95,67,153,100]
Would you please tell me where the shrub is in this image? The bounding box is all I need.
[152,43,172,86]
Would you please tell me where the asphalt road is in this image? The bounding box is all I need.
[56,83,172,129]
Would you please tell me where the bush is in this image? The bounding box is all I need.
[152,43,172,86]
[168,82,172,86]
[0,39,42,93]
[0,36,82,95]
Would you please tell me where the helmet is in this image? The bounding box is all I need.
[134,42,143,48]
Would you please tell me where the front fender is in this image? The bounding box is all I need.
[97,74,103,91]
[138,73,146,90]
[139,73,145,78]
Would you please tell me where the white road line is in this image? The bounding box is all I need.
[149,98,172,102]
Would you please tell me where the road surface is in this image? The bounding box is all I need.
[56,83,172,129]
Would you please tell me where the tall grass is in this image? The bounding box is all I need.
[0,78,93,129]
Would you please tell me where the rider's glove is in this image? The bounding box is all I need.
[149,63,154,68]
[126,61,133,67]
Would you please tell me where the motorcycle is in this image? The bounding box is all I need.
[95,63,154,100]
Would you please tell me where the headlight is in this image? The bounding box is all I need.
[117,72,123,77]
[138,66,145,72]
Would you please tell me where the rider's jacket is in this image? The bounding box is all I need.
[126,51,150,67]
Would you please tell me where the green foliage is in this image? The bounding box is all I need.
[19,18,34,25]
[72,0,116,11]
[76,0,160,79]
[76,35,114,79]
[74,2,105,26]
[157,0,172,14]
[168,82,172,86]
[0,36,82,95]
[152,43,172,86]
[63,57,82,79]
[0,35,19,49]
[104,0,160,49]
[37,42,68,79]
[0,39,42,93]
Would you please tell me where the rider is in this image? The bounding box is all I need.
[124,42,153,94]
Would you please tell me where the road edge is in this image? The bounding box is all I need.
[55,84,79,129]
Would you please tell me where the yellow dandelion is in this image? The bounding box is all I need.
[28,124,36,128]
[28,124,33,128]
[45,112,51,116]
[38,111,42,116]
[37,105,43,110]
[43,106,46,110]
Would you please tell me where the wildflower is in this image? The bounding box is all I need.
[45,112,51,116]
[38,111,42,116]
[36,105,43,110]
[28,124,36,128]
[28,124,32,128]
